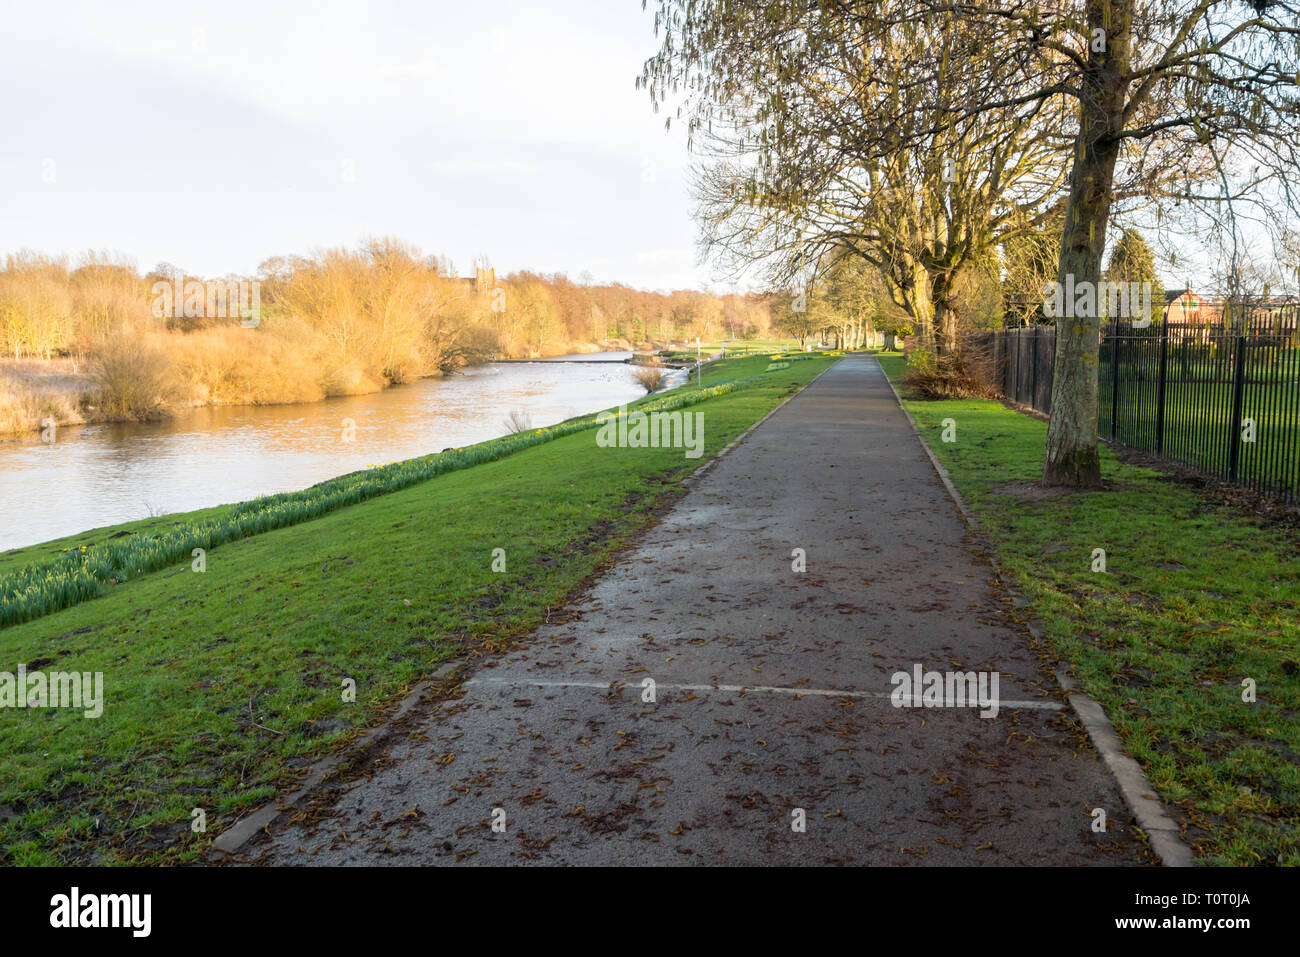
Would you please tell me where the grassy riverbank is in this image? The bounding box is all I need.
[878,353,1300,865]
[0,351,835,865]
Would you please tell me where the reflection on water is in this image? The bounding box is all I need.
[0,354,660,553]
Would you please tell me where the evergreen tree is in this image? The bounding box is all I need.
[1106,230,1164,324]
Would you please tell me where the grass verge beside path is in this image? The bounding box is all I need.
[0,352,835,865]
[878,353,1300,865]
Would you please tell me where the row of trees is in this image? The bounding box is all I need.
[642,0,1299,486]
[769,246,1002,347]
[771,225,1164,347]
[0,240,779,408]
[0,226,1166,381]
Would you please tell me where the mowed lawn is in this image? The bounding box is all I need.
[1102,375,1300,495]
[879,353,1300,865]
[0,352,834,864]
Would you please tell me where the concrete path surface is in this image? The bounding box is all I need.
[252,355,1146,865]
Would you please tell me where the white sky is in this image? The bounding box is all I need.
[0,0,711,291]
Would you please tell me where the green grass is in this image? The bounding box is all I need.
[660,337,802,358]
[1013,339,1300,494]
[0,352,836,865]
[1100,373,1300,495]
[880,353,1300,865]
[0,505,239,579]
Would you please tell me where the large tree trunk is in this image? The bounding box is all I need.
[935,307,959,355]
[885,258,935,351]
[889,262,959,355]
[933,271,959,356]
[1042,0,1131,488]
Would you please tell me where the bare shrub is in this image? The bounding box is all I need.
[0,358,94,433]
[167,323,330,406]
[502,408,532,433]
[89,333,179,421]
[634,364,666,393]
[0,384,85,434]
[903,342,1000,400]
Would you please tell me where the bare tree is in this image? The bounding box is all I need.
[642,4,1074,355]
[642,0,1299,486]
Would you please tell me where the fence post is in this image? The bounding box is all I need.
[1155,318,1169,455]
[998,331,1008,398]
[1228,315,1247,482]
[1030,327,1039,410]
[1110,316,1121,440]
[1010,329,1020,402]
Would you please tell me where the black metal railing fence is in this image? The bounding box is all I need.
[987,302,1300,502]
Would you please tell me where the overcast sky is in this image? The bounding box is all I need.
[0,0,712,291]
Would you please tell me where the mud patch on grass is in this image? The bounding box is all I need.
[990,480,1133,501]
[1108,443,1300,532]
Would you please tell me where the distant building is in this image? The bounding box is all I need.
[1163,288,1220,325]
[452,266,496,292]
[1163,288,1298,339]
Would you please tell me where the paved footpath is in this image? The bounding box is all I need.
[255,355,1145,865]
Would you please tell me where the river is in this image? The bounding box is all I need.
[0,352,681,553]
